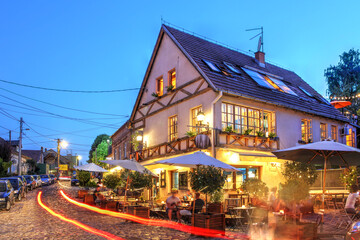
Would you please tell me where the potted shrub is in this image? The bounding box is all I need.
[256,131,265,137]
[151,92,159,98]
[167,85,175,92]
[103,173,122,190]
[244,129,253,136]
[224,126,235,134]
[340,166,359,191]
[185,131,197,137]
[189,165,226,232]
[269,132,277,139]
[241,178,268,207]
[208,190,224,213]
[121,170,153,218]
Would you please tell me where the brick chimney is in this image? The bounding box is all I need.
[40,147,44,163]
[255,51,265,67]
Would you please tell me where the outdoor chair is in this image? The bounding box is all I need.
[335,202,345,209]
[337,209,357,229]
[227,208,246,232]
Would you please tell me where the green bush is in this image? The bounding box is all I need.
[282,161,318,186]
[279,179,309,203]
[340,166,359,191]
[103,173,122,190]
[210,190,224,203]
[77,171,91,186]
[189,165,226,195]
[241,178,268,199]
[85,180,98,188]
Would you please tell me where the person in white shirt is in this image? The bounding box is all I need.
[345,185,360,218]
[166,189,181,221]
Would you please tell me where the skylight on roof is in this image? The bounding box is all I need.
[203,59,221,72]
[241,67,275,89]
[224,62,241,74]
[268,77,298,96]
[299,86,313,97]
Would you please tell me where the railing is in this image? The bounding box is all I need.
[130,130,280,161]
[218,132,280,151]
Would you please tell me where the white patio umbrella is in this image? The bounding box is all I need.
[101,159,157,177]
[273,140,360,209]
[74,163,108,172]
[150,151,239,171]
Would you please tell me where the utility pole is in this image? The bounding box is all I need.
[18,117,23,176]
[57,138,60,177]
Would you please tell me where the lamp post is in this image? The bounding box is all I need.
[77,155,82,166]
[56,139,68,176]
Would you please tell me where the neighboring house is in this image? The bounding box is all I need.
[113,25,356,199]
[43,149,77,174]
[22,148,44,164]
[111,120,131,160]
[9,149,31,175]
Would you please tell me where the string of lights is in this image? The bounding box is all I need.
[0,79,141,93]
[329,94,360,101]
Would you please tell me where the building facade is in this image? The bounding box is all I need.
[114,25,356,200]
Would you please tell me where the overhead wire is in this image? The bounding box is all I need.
[0,87,129,117]
[0,79,141,93]
[0,94,120,129]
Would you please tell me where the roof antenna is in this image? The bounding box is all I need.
[246,27,264,52]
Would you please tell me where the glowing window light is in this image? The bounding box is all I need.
[37,192,124,240]
[59,190,247,239]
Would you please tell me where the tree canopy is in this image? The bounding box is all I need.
[88,134,111,163]
[325,48,360,116]
[91,140,109,166]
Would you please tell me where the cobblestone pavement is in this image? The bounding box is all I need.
[0,181,347,240]
[0,182,225,240]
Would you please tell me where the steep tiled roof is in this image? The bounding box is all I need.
[22,150,42,163]
[163,25,348,122]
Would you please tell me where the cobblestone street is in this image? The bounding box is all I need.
[0,182,217,240]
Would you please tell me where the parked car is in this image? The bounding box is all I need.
[49,174,57,183]
[40,175,51,186]
[70,176,79,186]
[32,175,42,188]
[0,179,15,211]
[18,176,28,193]
[59,176,71,181]
[23,175,36,190]
[0,177,26,201]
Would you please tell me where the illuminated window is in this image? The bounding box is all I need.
[169,115,178,142]
[224,62,241,74]
[242,67,297,96]
[168,69,176,89]
[179,172,188,190]
[222,103,274,134]
[203,59,221,72]
[301,119,312,142]
[346,128,355,147]
[331,125,337,141]
[320,123,327,141]
[156,76,163,96]
[224,166,260,190]
[268,76,297,96]
[191,106,203,132]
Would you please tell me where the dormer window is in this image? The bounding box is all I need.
[203,59,221,72]
[156,76,164,96]
[224,62,241,74]
[168,69,176,89]
[242,67,297,96]
[299,86,313,97]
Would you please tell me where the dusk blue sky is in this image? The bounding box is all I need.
[1,1,359,164]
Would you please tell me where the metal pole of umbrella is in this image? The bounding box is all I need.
[123,175,129,213]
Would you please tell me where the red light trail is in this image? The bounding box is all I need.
[37,191,125,240]
[59,190,248,239]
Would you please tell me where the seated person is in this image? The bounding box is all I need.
[345,185,360,218]
[183,190,193,201]
[166,189,181,221]
[180,193,205,216]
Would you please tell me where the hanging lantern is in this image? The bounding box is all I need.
[194,134,211,149]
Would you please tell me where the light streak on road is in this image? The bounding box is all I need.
[60,190,248,239]
[37,191,125,240]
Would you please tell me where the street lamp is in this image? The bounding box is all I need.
[56,139,68,176]
[77,155,82,166]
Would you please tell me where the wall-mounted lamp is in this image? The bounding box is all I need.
[136,135,143,142]
[196,111,205,122]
